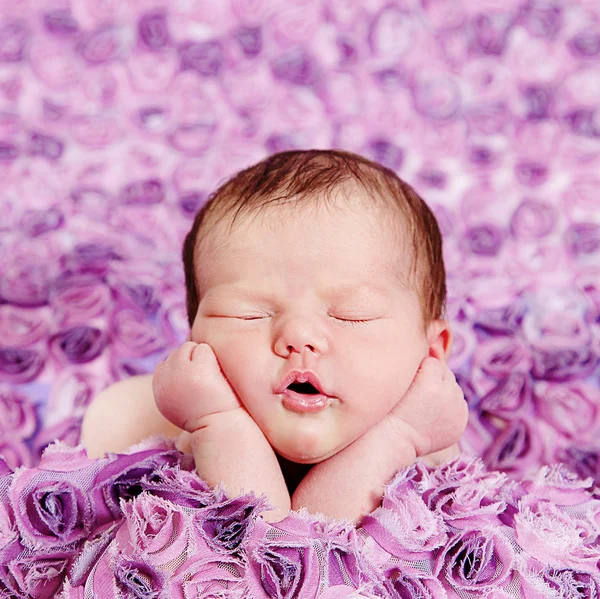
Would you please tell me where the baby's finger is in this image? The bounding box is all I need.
[418,356,445,381]
[175,431,193,453]
[152,361,166,385]
[152,361,169,398]
[166,341,201,366]
[441,362,457,383]
[181,341,201,361]
[189,342,216,362]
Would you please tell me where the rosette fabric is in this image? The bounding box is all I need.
[1,0,600,597]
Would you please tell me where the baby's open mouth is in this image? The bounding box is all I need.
[282,381,331,414]
[287,382,320,395]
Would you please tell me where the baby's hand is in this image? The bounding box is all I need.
[153,342,242,433]
[385,357,468,457]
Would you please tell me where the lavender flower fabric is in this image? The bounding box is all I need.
[1,443,599,597]
[1,0,599,596]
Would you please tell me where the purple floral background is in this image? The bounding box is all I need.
[0,0,599,596]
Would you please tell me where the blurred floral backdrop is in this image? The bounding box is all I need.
[0,0,599,482]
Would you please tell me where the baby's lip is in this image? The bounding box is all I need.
[281,388,331,413]
[274,370,328,396]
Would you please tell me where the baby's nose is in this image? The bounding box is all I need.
[273,316,328,357]
[288,343,315,353]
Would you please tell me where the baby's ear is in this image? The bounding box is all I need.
[426,319,452,362]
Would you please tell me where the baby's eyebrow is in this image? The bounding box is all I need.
[204,282,392,303]
[330,283,391,300]
[202,287,272,303]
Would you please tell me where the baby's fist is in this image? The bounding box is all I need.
[388,357,468,457]
[153,342,242,433]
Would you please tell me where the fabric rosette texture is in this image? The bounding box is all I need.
[10,447,98,551]
[0,442,190,597]
[0,0,598,485]
[121,494,190,566]
[1,0,600,597]
[1,447,593,598]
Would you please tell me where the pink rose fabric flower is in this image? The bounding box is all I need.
[169,553,247,599]
[195,493,268,555]
[0,389,38,440]
[434,528,516,592]
[515,495,599,573]
[361,490,448,561]
[122,494,189,564]
[8,553,71,599]
[543,569,600,599]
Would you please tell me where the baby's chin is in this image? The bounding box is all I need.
[275,448,334,465]
[256,402,358,464]
[270,435,350,464]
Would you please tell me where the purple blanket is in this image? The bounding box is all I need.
[1,0,599,596]
[2,442,600,597]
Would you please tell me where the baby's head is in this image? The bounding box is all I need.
[181,149,451,463]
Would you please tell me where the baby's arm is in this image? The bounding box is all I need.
[291,357,468,523]
[81,374,183,458]
[153,342,290,522]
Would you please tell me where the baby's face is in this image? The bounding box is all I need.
[191,193,448,463]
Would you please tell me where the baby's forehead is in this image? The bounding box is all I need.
[195,196,417,290]
[202,189,409,248]
[248,186,406,229]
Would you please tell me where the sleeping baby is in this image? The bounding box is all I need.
[81,149,468,523]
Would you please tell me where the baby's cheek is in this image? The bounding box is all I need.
[189,318,206,344]
[190,321,235,366]
[190,315,219,344]
[214,346,267,410]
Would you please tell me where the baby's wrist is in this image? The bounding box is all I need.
[186,407,259,435]
[329,414,419,471]
[379,413,427,458]
[187,408,273,469]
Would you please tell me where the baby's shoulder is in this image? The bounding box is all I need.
[81,373,176,458]
[100,373,154,397]
[88,374,155,415]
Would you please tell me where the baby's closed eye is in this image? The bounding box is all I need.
[221,313,378,323]
[332,316,374,325]
[241,315,378,326]
[238,315,269,320]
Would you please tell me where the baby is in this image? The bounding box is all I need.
[81,149,468,523]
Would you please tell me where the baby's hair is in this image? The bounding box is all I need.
[182,149,446,329]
